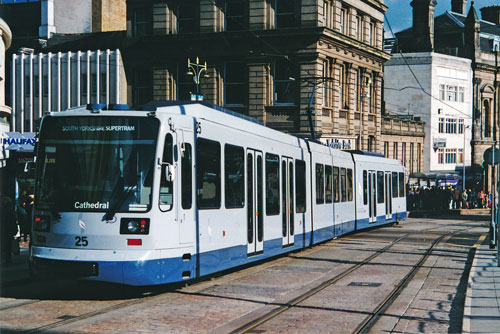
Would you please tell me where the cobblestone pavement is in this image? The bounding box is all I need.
[0,217,488,333]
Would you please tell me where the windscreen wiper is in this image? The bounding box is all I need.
[102,175,139,222]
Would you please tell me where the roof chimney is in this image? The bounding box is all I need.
[411,0,437,52]
[480,6,500,25]
[451,0,467,15]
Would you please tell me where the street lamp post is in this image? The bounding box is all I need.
[187,57,209,101]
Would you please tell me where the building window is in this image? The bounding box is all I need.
[393,142,398,159]
[458,119,464,134]
[353,16,360,39]
[438,118,444,133]
[459,87,464,102]
[438,148,444,164]
[224,0,246,31]
[445,118,457,134]
[410,143,414,173]
[445,149,457,164]
[323,0,334,29]
[402,142,406,167]
[177,1,198,33]
[353,69,358,110]
[274,0,297,28]
[273,59,297,105]
[458,148,464,163]
[133,69,153,107]
[439,84,445,100]
[339,64,346,109]
[446,85,457,101]
[130,6,152,37]
[417,143,421,171]
[224,61,247,106]
[384,142,389,158]
[484,100,491,137]
[369,22,375,45]
[339,8,347,34]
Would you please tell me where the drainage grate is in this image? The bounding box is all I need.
[348,282,382,287]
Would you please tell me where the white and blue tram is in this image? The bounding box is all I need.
[31,102,406,286]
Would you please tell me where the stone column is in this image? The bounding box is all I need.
[248,63,269,122]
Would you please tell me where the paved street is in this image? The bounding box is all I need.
[0,215,495,333]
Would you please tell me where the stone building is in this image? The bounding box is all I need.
[392,0,500,188]
[380,114,425,177]
[126,0,390,151]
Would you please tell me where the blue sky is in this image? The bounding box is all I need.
[384,0,499,37]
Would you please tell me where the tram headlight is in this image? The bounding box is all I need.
[127,221,140,233]
[120,218,150,235]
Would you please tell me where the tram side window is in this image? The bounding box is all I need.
[399,172,405,197]
[266,153,280,215]
[181,143,192,209]
[333,166,340,203]
[363,170,368,205]
[392,172,398,198]
[341,167,347,202]
[347,168,353,201]
[159,133,174,210]
[295,159,306,213]
[197,138,221,209]
[325,165,333,203]
[316,164,325,204]
[225,144,245,208]
[377,171,384,203]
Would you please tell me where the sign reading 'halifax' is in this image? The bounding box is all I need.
[2,132,37,151]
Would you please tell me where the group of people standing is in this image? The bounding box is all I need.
[407,186,491,211]
[1,192,33,265]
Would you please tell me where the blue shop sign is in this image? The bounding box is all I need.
[2,132,37,152]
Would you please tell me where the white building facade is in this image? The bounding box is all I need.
[384,52,472,176]
[11,48,127,132]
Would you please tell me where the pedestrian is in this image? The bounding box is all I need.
[478,190,485,209]
[1,196,18,264]
[453,187,460,209]
[461,189,468,209]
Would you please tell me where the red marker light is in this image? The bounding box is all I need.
[127,239,142,246]
[140,220,146,229]
[35,217,41,222]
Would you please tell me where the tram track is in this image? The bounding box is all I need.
[0,221,484,333]
[229,224,480,334]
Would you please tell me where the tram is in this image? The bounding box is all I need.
[31,102,406,285]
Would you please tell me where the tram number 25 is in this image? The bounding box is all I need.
[75,236,88,247]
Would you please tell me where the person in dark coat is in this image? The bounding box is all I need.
[1,196,18,264]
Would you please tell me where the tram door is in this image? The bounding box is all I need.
[368,171,377,223]
[385,172,392,220]
[281,158,294,247]
[247,149,264,255]
[179,130,195,244]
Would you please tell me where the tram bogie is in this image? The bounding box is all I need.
[31,102,406,286]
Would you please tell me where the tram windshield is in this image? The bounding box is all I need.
[35,116,160,213]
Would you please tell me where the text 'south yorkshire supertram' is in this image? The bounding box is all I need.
[31,102,406,286]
